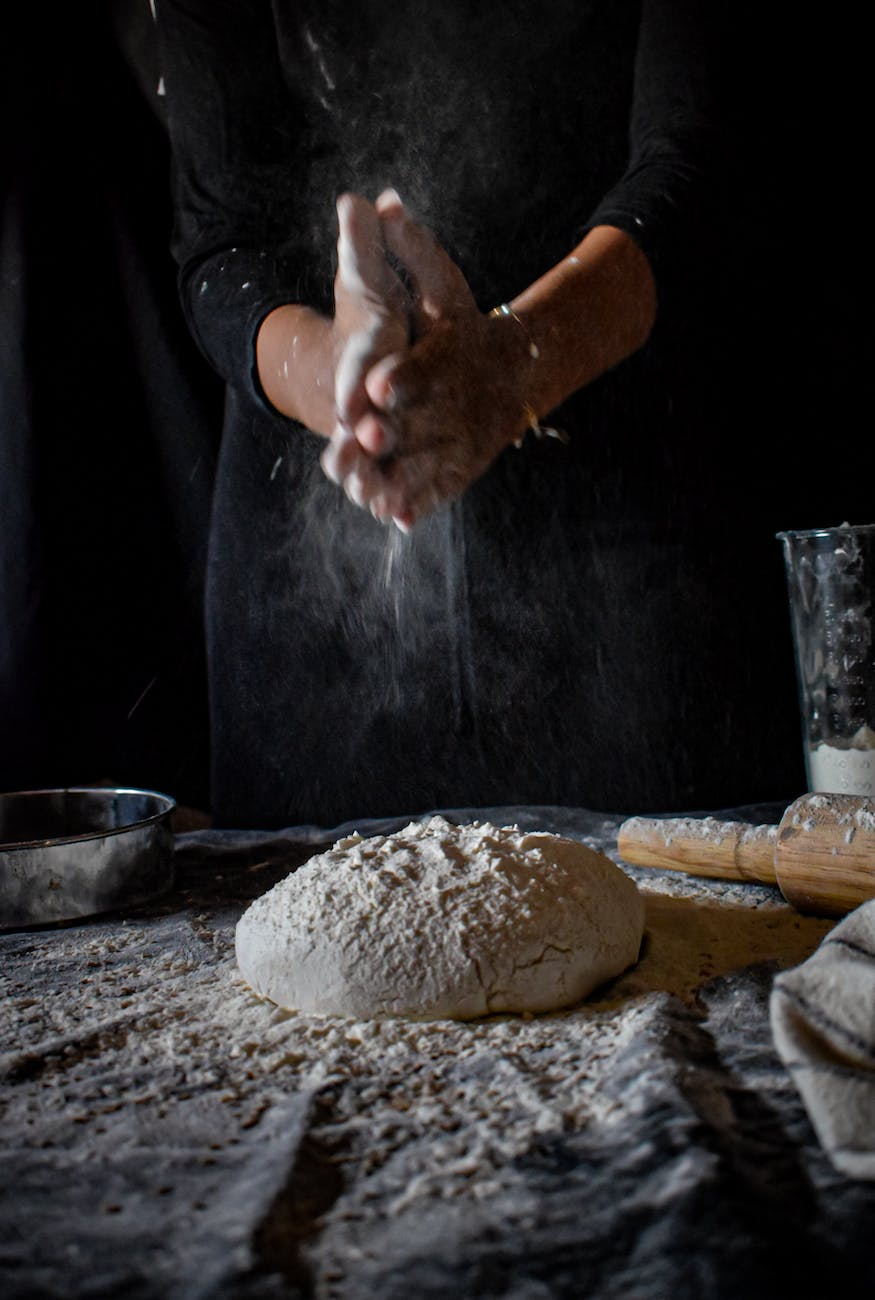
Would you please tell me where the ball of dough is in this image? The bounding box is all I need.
[235,817,644,1021]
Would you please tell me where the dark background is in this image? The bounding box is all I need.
[1,2,222,808]
[0,3,870,815]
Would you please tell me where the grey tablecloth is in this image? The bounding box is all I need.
[2,804,875,1300]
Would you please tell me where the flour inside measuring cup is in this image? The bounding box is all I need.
[809,724,875,795]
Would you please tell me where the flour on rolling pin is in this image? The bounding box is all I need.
[640,817,777,855]
[792,791,875,841]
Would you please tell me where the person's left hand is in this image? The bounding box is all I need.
[318,193,411,495]
[323,192,531,530]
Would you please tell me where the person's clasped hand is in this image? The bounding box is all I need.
[322,190,531,532]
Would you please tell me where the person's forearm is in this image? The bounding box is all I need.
[257,224,656,445]
[256,304,336,435]
[502,225,657,423]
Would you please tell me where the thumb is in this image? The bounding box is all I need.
[364,345,442,447]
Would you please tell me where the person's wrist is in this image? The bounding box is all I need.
[256,304,334,432]
[483,304,542,449]
[484,303,570,449]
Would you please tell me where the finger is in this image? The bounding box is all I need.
[362,349,409,417]
[364,345,457,454]
[346,453,390,514]
[381,442,468,527]
[321,424,396,522]
[353,408,396,457]
[320,426,362,485]
[334,198,411,428]
[344,468,370,510]
[336,193,385,297]
[392,512,415,534]
[376,191,472,324]
[336,193,408,317]
[368,453,432,526]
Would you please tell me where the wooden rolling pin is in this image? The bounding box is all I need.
[617,793,875,917]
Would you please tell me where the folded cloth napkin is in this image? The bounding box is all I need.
[771,898,875,1179]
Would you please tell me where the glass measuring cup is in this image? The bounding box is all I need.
[777,523,875,795]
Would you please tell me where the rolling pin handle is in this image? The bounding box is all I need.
[616,815,778,885]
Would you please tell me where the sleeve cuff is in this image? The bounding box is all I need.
[179,245,317,420]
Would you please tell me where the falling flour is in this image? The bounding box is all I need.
[235,817,644,1020]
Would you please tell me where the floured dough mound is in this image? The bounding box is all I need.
[235,816,644,1021]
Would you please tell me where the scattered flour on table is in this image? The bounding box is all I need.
[235,817,645,1020]
[0,819,836,1293]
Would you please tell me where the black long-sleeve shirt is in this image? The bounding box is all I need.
[157,0,712,415]
[152,0,787,829]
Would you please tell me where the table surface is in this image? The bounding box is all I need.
[3,804,875,1300]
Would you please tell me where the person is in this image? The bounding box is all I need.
[154,0,800,828]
